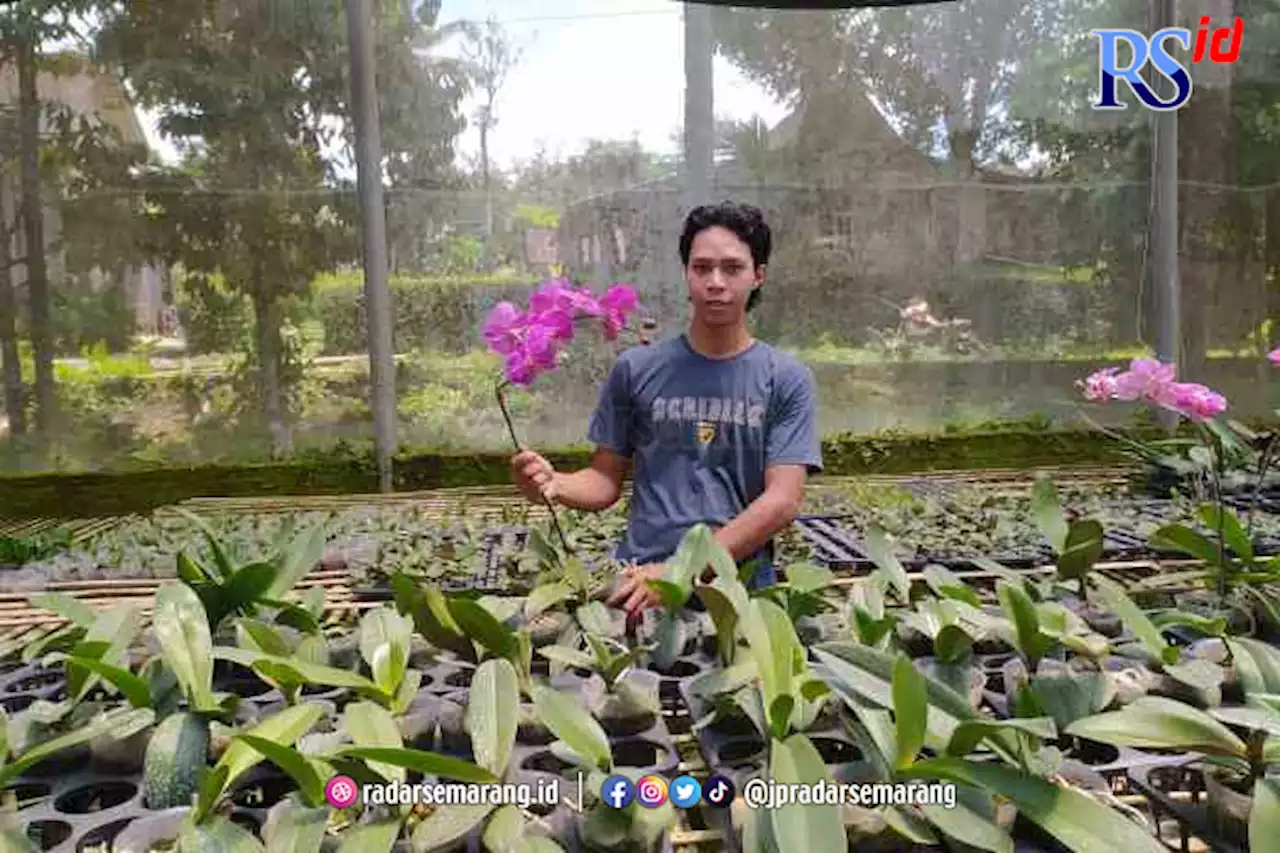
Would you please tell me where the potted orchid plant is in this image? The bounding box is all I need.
[481,278,646,555]
[1075,348,1280,619]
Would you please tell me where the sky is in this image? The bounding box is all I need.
[137,0,792,174]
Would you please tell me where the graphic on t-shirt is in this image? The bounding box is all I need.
[695,421,717,445]
[651,396,765,427]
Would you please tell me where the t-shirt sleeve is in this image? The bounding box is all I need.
[766,361,823,473]
[587,355,634,456]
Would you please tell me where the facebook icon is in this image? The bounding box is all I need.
[601,775,635,809]
[1093,27,1193,111]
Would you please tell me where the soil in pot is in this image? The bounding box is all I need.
[230,774,297,810]
[213,663,274,700]
[54,781,138,814]
[76,817,136,852]
[25,819,72,851]
[91,725,153,774]
[521,749,576,777]
[1060,737,1120,767]
[715,737,766,766]
[1205,767,1252,847]
[707,713,759,740]
[811,737,862,766]
[0,694,36,713]
[600,712,657,740]
[4,782,51,810]
[610,739,669,770]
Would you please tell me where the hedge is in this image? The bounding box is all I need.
[0,426,1156,519]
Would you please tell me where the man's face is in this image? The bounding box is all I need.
[685,226,763,328]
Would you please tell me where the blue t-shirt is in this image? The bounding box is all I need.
[587,333,823,587]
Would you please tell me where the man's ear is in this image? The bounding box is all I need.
[754,264,766,286]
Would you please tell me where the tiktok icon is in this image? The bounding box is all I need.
[703,775,735,808]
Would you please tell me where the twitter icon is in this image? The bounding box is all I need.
[670,775,702,809]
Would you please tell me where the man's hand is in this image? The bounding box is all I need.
[607,563,665,628]
[511,450,557,505]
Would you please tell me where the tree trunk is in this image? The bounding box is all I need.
[252,287,291,458]
[16,34,54,438]
[0,203,24,440]
[480,120,493,240]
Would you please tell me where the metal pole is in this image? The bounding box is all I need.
[1152,0,1180,433]
[346,0,397,491]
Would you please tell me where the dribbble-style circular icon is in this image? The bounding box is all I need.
[636,775,669,808]
[601,775,635,809]
[670,775,702,808]
[702,775,735,808]
[325,775,359,809]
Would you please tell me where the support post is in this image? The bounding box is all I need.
[1151,0,1180,433]
[346,0,398,490]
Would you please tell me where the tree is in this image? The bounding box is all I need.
[461,15,521,249]
[94,0,470,457]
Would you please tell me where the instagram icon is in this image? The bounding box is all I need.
[636,776,668,808]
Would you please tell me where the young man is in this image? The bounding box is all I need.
[510,201,823,624]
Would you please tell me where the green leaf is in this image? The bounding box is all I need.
[647,580,687,612]
[1026,673,1111,731]
[153,584,216,711]
[1031,475,1069,553]
[237,619,292,657]
[946,717,1057,757]
[892,655,927,769]
[448,598,518,661]
[920,794,1012,853]
[65,656,151,707]
[234,735,326,808]
[270,525,326,599]
[697,578,749,666]
[922,565,981,608]
[263,800,328,853]
[1150,523,1222,564]
[213,562,280,626]
[767,734,845,852]
[410,803,496,850]
[196,703,324,822]
[213,647,383,697]
[525,581,576,620]
[1092,576,1177,666]
[1251,777,1280,852]
[1058,520,1104,581]
[371,643,407,697]
[785,563,832,594]
[536,645,595,671]
[1198,503,1254,563]
[468,658,519,777]
[342,701,406,786]
[337,821,400,853]
[175,509,235,579]
[530,682,612,772]
[769,695,795,741]
[863,523,910,603]
[359,608,413,678]
[742,597,802,714]
[0,706,153,789]
[391,577,472,661]
[935,625,974,664]
[510,840,566,853]
[996,581,1052,668]
[1064,697,1247,757]
[334,747,498,784]
[1227,637,1280,696]
[481,804,524,852]
[28,592,95,628]
[178,814,265,852]
[899,758,1168,853]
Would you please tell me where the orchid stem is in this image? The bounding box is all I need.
[496,380,574,555]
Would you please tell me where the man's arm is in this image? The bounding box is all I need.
[553,448,630,512]
[712,464,806,562]
[711,359,823,574]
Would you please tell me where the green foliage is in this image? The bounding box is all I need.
[176,270,254,357]
[311,271,535,355]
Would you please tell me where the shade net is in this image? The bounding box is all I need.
[0,0,1276,474]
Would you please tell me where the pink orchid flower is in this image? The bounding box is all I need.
[1079,367,1120,402]
[1163,382,1228,421]
[1111,357,1177,402]
[481,302,527,356]
[1268,347,1280,367]
[599,283,639,341]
